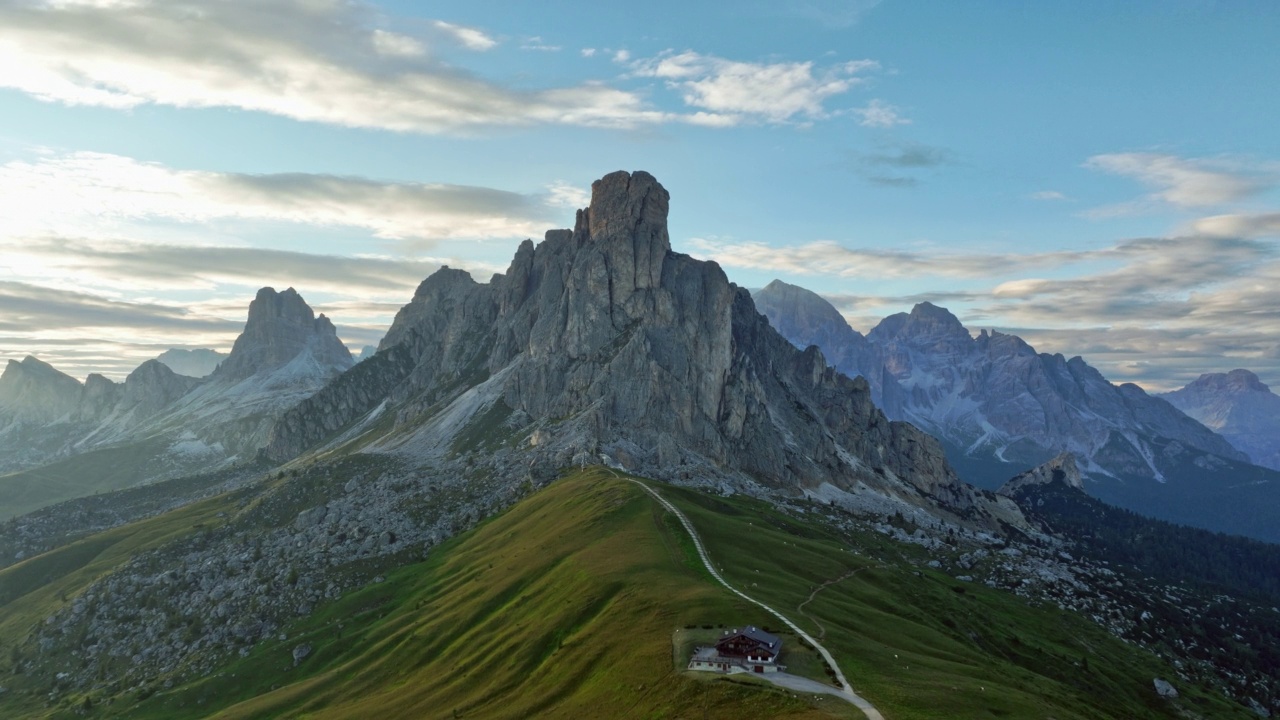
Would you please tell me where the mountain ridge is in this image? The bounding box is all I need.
[1163,369,1280,471]
[268,170,1025,532]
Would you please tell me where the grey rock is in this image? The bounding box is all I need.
[266,171,1023,532]
[0,356,82,426]
[1163,369,1280,471]
[1153,678,1178,699]
[998,453,1083,496]
[215,287,352,382]
[292,643,312,666]
[752,282,1246,484]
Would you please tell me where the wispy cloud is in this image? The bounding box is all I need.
[852,99,909,128]
[1191,212,1280,239]
[630,51,880,124]
[431,20,497,51]
[738,225,1280,389]
[520,36,561,52]
[11,239,461,296]
[1031,190,1068,201]
[1084,153,1274,213]
[847,142,950,186]
[0,0,685,133]
[0,152,560,242]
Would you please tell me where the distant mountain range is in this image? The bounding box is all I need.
[1162,369,1280,472]
[3,172,1279,547]
[0,287,351,517]
[154,348,227,378]
[753,279,1280,542]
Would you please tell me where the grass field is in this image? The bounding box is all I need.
[0,436,188,520]
[0,467,1254,719]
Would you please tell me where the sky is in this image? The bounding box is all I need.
[1,0,1278,391]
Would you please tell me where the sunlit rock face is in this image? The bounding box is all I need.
[268,170,1019,530]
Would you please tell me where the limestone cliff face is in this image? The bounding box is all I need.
[268,171,1009,526]
[215,287,351,382]
[0,356,82,426]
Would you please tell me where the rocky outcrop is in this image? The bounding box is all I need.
[268,171,1015,529]
[214,287,351,382]
[118,360,200,418]
[1163,369,1280,471]
[998,453,1083,497]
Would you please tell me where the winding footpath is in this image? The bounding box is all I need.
[616,473,886,720]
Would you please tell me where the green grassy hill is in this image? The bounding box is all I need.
[0,437,190,520]
[0,468,1253,719]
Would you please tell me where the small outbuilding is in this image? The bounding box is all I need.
[688,626,783,674]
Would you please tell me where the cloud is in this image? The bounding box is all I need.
[847,142,951,186]
[1191,212,1280,239]
[613,49,631,63]
[0,280,239,335]
[12,239,461,297]
[853,99,909,128]
[0,152,558,242]
[1031,190,1068,201]
[520,36,561,52]
[431,20,497,51]
[0,243,511,378]
[0,0,685,132]
[581,48,596,58]
[857,144,950,168]
[630,51,879,124]
[703,230,1280,388]
[688,238,1101,279]
[545,181,591,209]
[1084,153,1273,209]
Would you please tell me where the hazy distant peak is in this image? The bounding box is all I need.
[154,348,227,379]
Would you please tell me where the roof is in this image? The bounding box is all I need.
[717,625,781,651]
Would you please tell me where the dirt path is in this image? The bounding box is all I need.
[612,471,886,720]
[797,567,874,641]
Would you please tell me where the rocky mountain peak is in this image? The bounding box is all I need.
[214,287,352,382]
[754,280,862,342]
[0,355,83,425]
[1163,368,1280,471]
[585,170,670,260]
[868,302,970,345]
[998,453,1084,496]
[1184,368,1270,394]
[268,170,1021,533]
[121,360,198,415]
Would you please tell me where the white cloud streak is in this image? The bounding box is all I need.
[0,0,683,132]
[853,99,909,127]
[0,152,558,242]
[725,224,1280,389]
[630,51,879,124]
[431,20,497,51]
[1084,153,1273,209]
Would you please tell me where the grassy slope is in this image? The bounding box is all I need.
[662,484,1251,720]
[0,468,1252,719]
[0,437,182,520]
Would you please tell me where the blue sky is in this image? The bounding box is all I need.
[1,0,1278,390]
